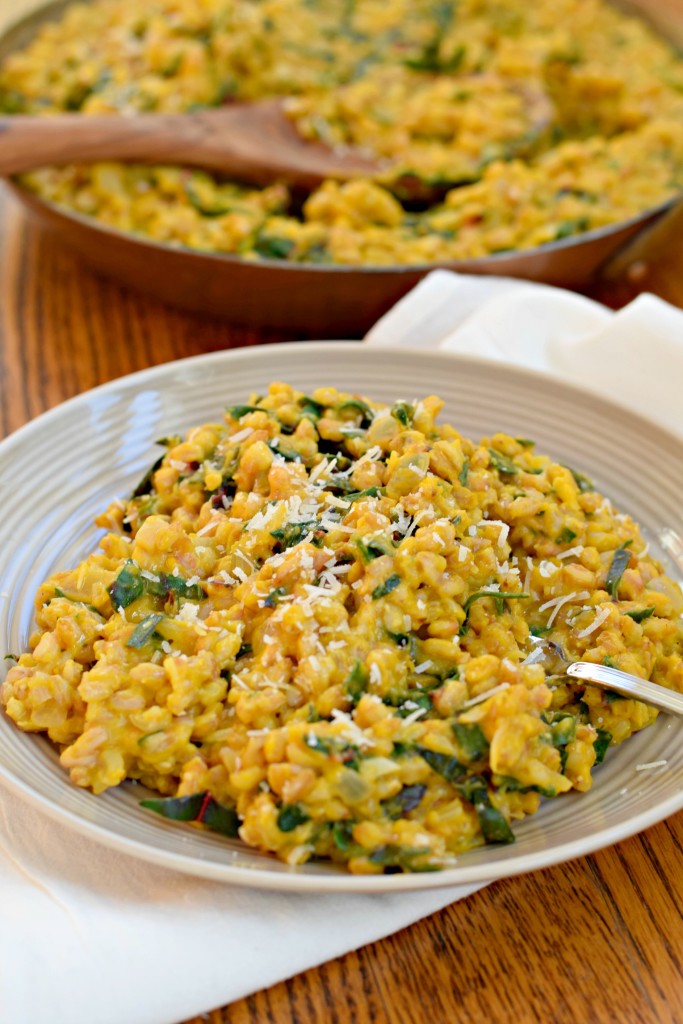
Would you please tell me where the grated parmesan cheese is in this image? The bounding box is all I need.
[538,590,591,627]
[462,682,510,708]
[635,760,667,771]
[575,605,611,639]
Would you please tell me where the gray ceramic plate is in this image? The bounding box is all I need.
[0,343,682,892]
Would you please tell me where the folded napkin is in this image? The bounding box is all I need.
[2,270,682,1024]
[366,270,683,437]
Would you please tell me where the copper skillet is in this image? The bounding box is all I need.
[1,0,681,336]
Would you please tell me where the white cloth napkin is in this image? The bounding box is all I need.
[2,269,682,1024]
[366,270,683,437]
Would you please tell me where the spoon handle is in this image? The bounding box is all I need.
[0,104,373,187]
[567,662,683,718]
[0,111,242,177]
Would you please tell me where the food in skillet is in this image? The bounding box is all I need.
[0,0,682,265]
[3,384,682,873]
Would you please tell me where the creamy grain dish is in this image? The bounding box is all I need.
[3,384,682,873]
[1,0,682,265]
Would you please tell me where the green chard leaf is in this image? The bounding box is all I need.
[487,449,518,476]
[624,606,656,623]
[277,804,310,832]
[337,398,374,425]
[264,586,288,608]
[268,441,302,462]
[556,527,578,544]
[344,660,369,704]
[146,573,204,602]
[460,590,529,634]
[126,613,164,648]
[455,775,515,844]
[367,843,437,872]
[345,486,383,503]
[593,729,612,764]
[606,544,632,599]
[332,821,356,851]
[417,746,467,785]
[381,784,427,820]
[372,574,401,600]
[356,536,394,562]
[140,791,239,837]
[131,454,165,498]
[390,401,414,428]
[475,802,516,844]
[227,404,262,419]
[108,562,144,609]
[299,395,326,421]
[562,464,594,492]
[458,459,469,486]
[270,521,317,550]
[253,234,295,260]
[452,722,489,761]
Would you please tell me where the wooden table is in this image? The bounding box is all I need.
[1,182,682,1024]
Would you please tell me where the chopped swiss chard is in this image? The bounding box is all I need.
[332,821,356,851]
[108,562,144,609]
[475,802,515,844]
[270,521,317,550]
[593,729,612,764]
[299,395,326,420]
[268,440,302,462]
[277,803,309,832]
[126,613,164,648]
[417,746,467,784]
[487,449,518,476]
[337,398,373,425]
[356,536,394,562]
[543,711,576,747]
[253,235,295,260]
[397,693,432,716]
[131,454,165,498]
[264,586,288,608]
[458,459,469,486]
[381,784,427,820]
[227,404,262,419]
[304,734,331,754]
[390,401,414,428]
[140,791,239,836]
[452,722,489,761]
[372,574,401,600]
[459,590,529,634]
[556,527,578,544]
[606,544,632,599]
[344,660,369,704]
[345,486,382,503]
[625,606,656,623]
[562,464,594,492]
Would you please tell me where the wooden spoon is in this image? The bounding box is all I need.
[0,99,377,189]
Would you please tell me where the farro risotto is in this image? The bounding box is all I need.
[2,384,682,874]
[1,0,682,265]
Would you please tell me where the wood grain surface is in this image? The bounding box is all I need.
[1,179,683,1024]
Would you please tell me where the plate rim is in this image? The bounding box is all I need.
[1,341,682,892]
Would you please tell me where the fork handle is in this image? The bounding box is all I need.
[567,662,683,718]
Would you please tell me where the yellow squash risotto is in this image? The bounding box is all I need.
[1,0,682,264]
[2,384,682,873]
